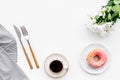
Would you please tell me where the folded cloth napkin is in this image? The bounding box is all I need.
[0,47,29,80]
[0,24,17,62]
[0,25,29,80]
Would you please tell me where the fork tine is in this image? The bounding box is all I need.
[21,26,28,36]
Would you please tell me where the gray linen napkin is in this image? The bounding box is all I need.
[0,24,29,80]
[0,24,17,62]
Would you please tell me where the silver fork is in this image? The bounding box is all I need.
[21,26,39,68]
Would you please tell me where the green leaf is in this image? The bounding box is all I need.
[107,0,115,6]
[105,6,112,12]
[95,16,103,25]
[119,11,120,18]
[94,15,100,20]
[114,0,120,4]
[111,11,119,19]
[112,5,120,12]
[108,13,112,20]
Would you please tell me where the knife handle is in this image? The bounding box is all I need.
[21,43,33,69]
[27,40,39,68]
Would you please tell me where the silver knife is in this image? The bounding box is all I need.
[13,25,33,69]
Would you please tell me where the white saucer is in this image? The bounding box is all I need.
[44,53,69,78]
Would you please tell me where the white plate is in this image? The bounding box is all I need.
[80,43,111,74]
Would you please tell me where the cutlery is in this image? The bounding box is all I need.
[13,25,33,69]
[21,26,39,68]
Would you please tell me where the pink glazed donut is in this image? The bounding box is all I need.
[86,49,107,68]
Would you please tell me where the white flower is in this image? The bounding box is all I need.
[102,22,113,32]
[88,20,113,37]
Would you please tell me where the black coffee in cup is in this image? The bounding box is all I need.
[50,60,63,73]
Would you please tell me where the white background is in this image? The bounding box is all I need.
[1,0,120,80]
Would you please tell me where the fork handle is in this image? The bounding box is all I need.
[27,40,39,68]
[21,42,33,69]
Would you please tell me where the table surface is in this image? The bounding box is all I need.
[1,0,120,80]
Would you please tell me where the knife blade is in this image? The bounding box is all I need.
[13,25,21,40]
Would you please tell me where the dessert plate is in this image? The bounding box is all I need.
[80,43,111,74]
